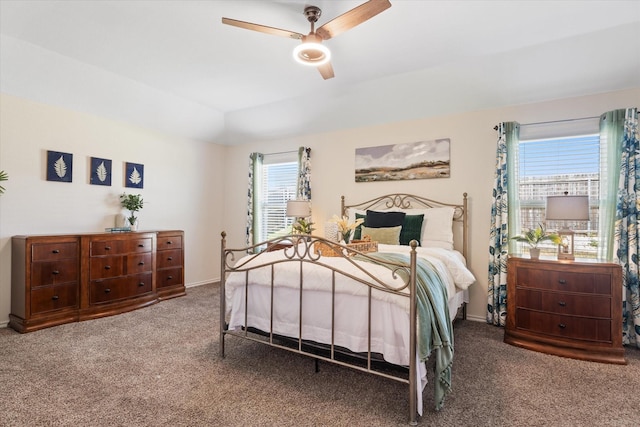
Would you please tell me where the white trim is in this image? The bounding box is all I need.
[186,279,219,288]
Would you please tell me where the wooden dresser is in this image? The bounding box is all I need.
[505,257,625,364]
[10,230,185,333]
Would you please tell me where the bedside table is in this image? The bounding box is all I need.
[504,257,626,364]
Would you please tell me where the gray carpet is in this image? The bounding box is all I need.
[1,283,638,426]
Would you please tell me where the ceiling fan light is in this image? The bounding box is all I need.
[293,42,331,66]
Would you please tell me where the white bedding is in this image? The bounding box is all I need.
[224,243,474,366]
[224,243,474,415]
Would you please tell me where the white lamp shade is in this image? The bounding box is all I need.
[546,195,590,221]
[286,200,311,217]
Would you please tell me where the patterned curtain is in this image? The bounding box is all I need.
[487,122,520,326]
[612,108,639,347]
[246,152,263,248]
[297,147,311,200]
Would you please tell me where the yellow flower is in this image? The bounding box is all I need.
[331,215,364,234]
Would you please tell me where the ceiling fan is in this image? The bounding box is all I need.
[222,0,392,80]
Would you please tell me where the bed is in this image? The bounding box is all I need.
[219,193,474,425]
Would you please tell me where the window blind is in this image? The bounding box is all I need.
[259,159,298,241]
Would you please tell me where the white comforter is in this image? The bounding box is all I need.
[223,243,475,415]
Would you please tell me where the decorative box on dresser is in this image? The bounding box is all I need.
[504,256,626,364]
[156,230,186,300]
[10,230,185,333]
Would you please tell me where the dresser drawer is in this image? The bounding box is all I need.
[157,235,182,250]
[90,240,125,256]
[157,249,182,269]
[31,259,78,288]
[515,308,612,343]
[127,253,153,274]
[30,282,78,314]
[127,238,153,253]
[516,267,612,294]
[157,267,183,289]
[90,256,124,279]
[32,242,78,261]
[515,289,611,318]
[90,273,153,304]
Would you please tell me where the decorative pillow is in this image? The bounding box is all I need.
[360,226,402,245]
[399,214,424,246]
[353,212,366,240]
[365,210,406,228]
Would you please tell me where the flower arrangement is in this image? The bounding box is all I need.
[331,215,364,244]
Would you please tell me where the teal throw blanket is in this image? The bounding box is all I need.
[354,252,454,411]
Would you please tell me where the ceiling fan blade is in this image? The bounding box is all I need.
[221,17,303,40]
[316,0,391,40]
[317,61,335,80]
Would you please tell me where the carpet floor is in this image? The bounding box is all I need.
[1,283,638,426]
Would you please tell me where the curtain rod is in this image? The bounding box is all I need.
[494,109,638,130]
[264,149,298,156]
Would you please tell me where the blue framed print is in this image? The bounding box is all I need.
[90,157,112,186]
[125,162,144,188]
[46,150,73,182]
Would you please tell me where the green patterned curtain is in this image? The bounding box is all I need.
[297,147,311,200]
[246,152,263,248]
[487,122,520,326]
[608,108,639,347]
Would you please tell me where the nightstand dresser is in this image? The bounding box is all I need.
[504,257,626,364]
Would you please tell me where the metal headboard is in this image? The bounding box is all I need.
[341,193,468,259]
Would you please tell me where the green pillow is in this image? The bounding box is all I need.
[360,226,402,245]
[353,212,366,240]
[399,214,424,246]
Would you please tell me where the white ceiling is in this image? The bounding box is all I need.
[1,0,639,145]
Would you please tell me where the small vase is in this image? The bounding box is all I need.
[341,232,351,244]
[529,248,540,260]
[128,219,138,231]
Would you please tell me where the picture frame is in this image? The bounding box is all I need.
[355,139,450,182]
[125,162,144,188]
[90,157,112,186]
[46,150,73,183]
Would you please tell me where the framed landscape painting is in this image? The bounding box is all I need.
[355,139,450,182]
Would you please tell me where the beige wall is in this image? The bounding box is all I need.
[222,88,640,322]
[0,94,225,326]
[1,88,638,326]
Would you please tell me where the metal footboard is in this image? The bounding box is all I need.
[220,233,421,425]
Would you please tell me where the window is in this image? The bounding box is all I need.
[257,153,298,242]
[515,118,603,258]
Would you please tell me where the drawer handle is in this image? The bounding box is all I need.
[138,261,145,266]
[105,246,111,251]
[52,249,60,254]
[52,295,59,301]
[558,301,566,307]
[138,244,144,248]
[104,288,111,293]
[167,257,173,261]
[167,241,173,245]
[104,265,111,270]
[558,323,566,329]
[558,279,567,284]
[138,282,145,287]
[167,275,173,280]
[52,270,60,275]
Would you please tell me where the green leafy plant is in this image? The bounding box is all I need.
[511,223,561,248]
[120,193,144,226]
[0,170,8,194]
[292,218,315,234]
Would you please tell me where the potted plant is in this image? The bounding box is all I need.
[511,223,561,259]
[120,193,144,230]
[0,170,8,195]
[292,217,315,235]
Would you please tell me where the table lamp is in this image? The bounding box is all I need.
[545,193,589,261]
